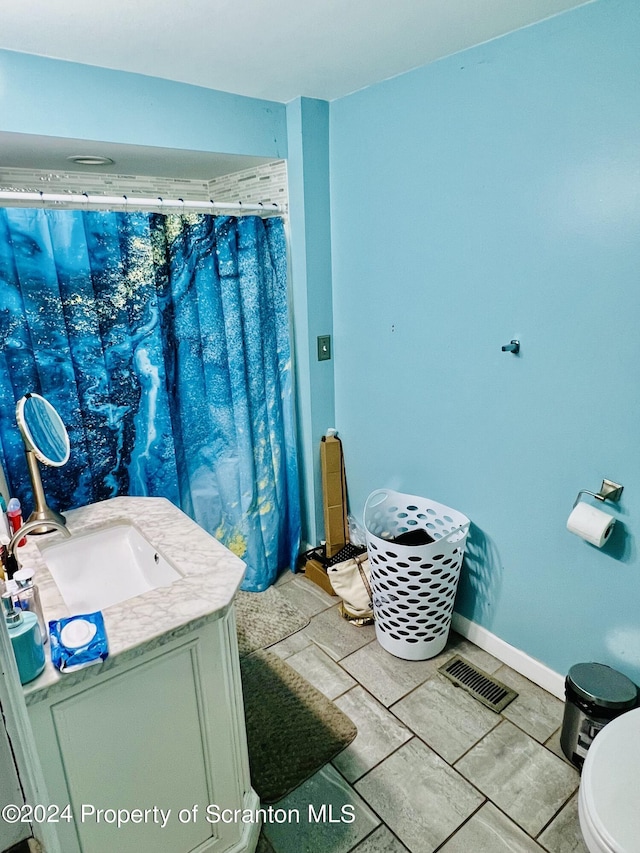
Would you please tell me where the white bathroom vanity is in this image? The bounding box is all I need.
[17,497,258,853]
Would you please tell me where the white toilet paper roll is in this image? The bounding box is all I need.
[567,501,615,547]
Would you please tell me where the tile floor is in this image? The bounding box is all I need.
[259,571,588,853]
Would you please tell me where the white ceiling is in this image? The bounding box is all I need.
[0,0,592,181]
[0,0,592,103]
[0,132,275,182]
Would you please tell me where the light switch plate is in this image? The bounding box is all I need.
[317,335,331,361]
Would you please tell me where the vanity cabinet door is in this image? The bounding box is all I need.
[27,611,257,853]
[0,701,30,850]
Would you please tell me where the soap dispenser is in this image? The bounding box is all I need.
[13,568,47,644]
[2,592,46,684]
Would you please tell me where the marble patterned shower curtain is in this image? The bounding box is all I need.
[0,207,300,591]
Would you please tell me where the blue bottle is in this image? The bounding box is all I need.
[2,592,46,684]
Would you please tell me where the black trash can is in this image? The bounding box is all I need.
[560,662,638,769]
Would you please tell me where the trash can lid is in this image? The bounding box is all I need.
[567,662,638,710]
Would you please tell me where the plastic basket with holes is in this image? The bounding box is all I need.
[363,489,470,661]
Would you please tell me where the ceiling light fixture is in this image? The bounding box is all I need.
[66,155,115,167]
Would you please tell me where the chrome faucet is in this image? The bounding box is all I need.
[8,518,71,561]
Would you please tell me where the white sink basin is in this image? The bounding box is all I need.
[39,522,182,614]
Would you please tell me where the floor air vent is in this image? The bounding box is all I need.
[438,655,518,713]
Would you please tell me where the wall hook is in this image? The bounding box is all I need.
[501,339,520,354]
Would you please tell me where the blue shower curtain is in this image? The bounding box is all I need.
[0,207,300,591]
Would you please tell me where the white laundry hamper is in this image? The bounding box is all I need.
[364,489,470,661]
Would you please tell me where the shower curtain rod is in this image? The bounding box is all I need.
[0,190,282,216]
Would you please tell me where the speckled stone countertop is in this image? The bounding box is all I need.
[18,496,246,704]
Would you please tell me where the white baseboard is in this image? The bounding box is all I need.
[452,612,565,700]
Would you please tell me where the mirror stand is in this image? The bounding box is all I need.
[15,392,70,535]
[25,449,66,534]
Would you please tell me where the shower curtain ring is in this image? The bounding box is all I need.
[122,194,128,212]
[157,197,163,210]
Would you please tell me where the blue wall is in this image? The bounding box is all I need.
[329,0,640,682]
[286,99,335,546]
[0,50,286,157]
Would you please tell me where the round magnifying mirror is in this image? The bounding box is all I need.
[16,393,70,467]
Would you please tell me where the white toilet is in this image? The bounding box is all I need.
[578,706,640,852]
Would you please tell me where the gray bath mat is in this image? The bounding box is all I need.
[240,649,357,803]
[235,584,310,657]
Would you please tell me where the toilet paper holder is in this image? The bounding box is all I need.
[573,479,624,508]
